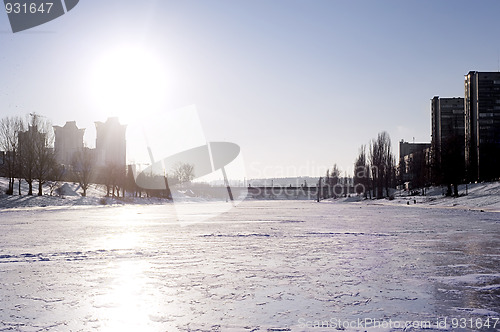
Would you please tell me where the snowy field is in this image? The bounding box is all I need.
[379,182,500,213]
[0,200,499,331]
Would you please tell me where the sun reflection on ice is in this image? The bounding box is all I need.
[95,260,174,331]
[105,233,141,250]
[97,260,148,331]
[88,213,183,330]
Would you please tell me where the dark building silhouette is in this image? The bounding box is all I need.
[95,117,126,169]
[18,125,45,152]
[431,96,465,160]
[431,96,465,183]
[399,140,431,188]
[399,141,431,163]
[53,121,85,166]
[465,71,500,181]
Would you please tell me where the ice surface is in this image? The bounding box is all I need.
[0,200,499,331]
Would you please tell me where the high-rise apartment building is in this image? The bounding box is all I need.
[95,117,126,168]
[399,140,431,187]
[430,96,465,183]
[53,121,85,165]
[431,96,465,159]
[464,71,500,181]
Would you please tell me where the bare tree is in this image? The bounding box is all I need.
[72,147,96,197]
[369,139,382,198]
[324,169,331,198]
[18,115,39,195]
[331,164,340,186]
[0,116,24,195]
[47,164,65,196]
[17,114,56,196]
[33,116,56,196]
[353,145,369,196]
[172,162,195,185]
[325,164,341,198]
[384,146,396,198]
[369,131,395,199]
[100,163,124,198]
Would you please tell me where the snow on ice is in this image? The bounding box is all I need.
[0,197,499,331]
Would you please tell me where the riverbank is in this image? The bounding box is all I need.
[0,179,174,210]
[2,177,500,213]
[334,181,500,213]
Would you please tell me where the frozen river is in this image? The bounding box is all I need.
[0,200,499,331]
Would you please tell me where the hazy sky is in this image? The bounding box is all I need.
[1,0,500,179]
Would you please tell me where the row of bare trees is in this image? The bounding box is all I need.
[72,147,95,197]
[0,114,98,196]
[0,116,22,195]
[353,131,397,199]
[0,114,60,196]
[1,113,196,198]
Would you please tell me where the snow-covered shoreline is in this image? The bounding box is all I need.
[0,178,175,211]
[332,182,500,213]
[2,177,500,213]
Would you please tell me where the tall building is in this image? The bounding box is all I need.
[53,121,85,165]
[464,71,500,181]
[95,117,126,168]
[431,96,465,159]
[399,141,431,162]
[431,96,465,183]
[399,140,431,187]
[18,125,45,153]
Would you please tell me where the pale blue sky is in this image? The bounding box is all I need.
[1,1,499,178]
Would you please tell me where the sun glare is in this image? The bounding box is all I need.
[90,45,169,124]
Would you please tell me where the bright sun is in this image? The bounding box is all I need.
[90,45,168,124]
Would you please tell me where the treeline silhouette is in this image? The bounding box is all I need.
[0,113,193,198]
[324,131,397,200]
